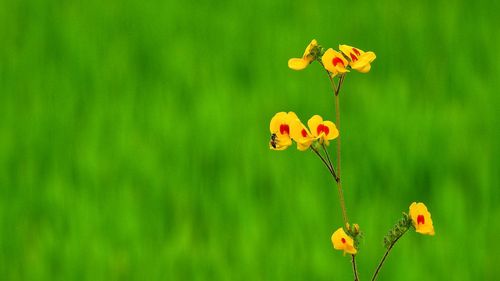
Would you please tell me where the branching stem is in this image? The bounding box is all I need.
[321,142,337,181]
[370,228,409,281]
[311,146,338,183]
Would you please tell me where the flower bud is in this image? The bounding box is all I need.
[353,223,360,234]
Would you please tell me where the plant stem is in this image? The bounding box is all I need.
[321,142,337,181]
[370,228,409,281]
[328,74,348,226]
[334,92,348,226]
[324,71,356,280]
[325,69,337,93]
[351,254,359,281]
[311,146,338,182]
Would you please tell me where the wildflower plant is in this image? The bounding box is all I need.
[269,40,435,280]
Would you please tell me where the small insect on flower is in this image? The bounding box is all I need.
[269,133,278,149]
[269,112,298,150]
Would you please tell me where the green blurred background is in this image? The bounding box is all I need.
[1,0,499,280]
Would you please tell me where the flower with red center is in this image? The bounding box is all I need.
[307,115,339,146]
[321,48,349,76]
[290,118,314,151]
[339,45,376,73]
[288,39,319,70]
[409,202,435,235]
[269,112,298,150]
[331,227,357,255]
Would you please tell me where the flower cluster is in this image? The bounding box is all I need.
[287,40,376,76]
[269,39,435,267]
[269,112,338,151]
[273,40,377,256]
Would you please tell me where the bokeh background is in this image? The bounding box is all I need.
[1,0,499,280]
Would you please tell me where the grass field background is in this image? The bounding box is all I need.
[1,0,499,280]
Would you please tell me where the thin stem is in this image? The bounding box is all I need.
[370,229,409,281]
[351,254,359,281]
[336,93,346,212]
[326,69,337,93]
[334,89,349,225]
[324,71,355,280]
[335,75,345,175]
[325,73,349,226]
[321,142,337,181]
[311,146,338,182]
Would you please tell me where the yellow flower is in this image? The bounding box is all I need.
[288,39,318,70]
[321,48,349,76]
[290,118,314,151]
[339,45,376,73]
[331,227,357,255]
[269,112,298,150]
[409,202,435,235]
[307,115,339,146]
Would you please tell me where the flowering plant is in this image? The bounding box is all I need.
[270,39,435,280]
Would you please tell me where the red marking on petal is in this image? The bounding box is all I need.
[323,126,329,135]
[332,57,344,67]
[350,53,358,62]
[341,238,346,244]
[417,215,425,225]
[301,129,307,138]
[317,124,330,136]
[353,48,361,56]
[316,125,323,135]
[280,124,290,135]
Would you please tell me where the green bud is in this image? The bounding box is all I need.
[311,140,322,150]
[382,213,412,249]
[346,223,362,250]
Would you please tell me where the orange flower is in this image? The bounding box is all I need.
[321,48,349,76]
[290,118,315,151]
[288,39,318,70]
[339,45,376,73]
[269,112,298,150]
[331,227,357,255]
[409,202,435,235]
[307,115,339,146]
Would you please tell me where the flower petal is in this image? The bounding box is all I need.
[409,202,435,236]
[331,228,357,255]
[291,119,313,150]
[307,115,324,137]
[339,44,365,61]
[297,142,312,151]
[288,58,310,70]
[353,63,371,73]
[288,40,318,71]
[360,51,376,62]
[285,112,299,123]
[270,112,288,133]
[322,121,339,140]
[303,39,318,57]
[322,48,348,75]
[348,50,375,73]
